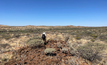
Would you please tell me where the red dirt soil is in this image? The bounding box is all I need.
[2,40,91,65]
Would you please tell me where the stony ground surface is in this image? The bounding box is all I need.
[1,40,92,65]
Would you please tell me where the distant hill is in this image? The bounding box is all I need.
[0,25,84,29]
[0,25,106,31]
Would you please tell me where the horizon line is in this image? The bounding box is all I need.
[0,24,107,27]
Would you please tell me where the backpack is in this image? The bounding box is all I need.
[42,34,46,39]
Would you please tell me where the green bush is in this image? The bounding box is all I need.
[26,36,44,47]
[91,39,95,42]
[90,34,98,39]
[44,48,56,54]
[77,43,106,62]
[4,36,12,40]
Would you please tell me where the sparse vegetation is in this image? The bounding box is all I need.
[77,43,107,62]
[99,34,107,42]
[90,33,98,39]
[0,25,107,65]
[63,34,69,43]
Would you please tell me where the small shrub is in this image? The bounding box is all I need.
[26,33,30,36]
[26,36,44,47]
[67,42,70,47]
[28,36,41,41]
[75,36,81,40]
[85,31,94,35]
[90,34,98,39]
[0,43,11,48]
[61,48,68,54]
[1,53,12,63]
[69,45,75,50]
[1,58,7,62]
[77,43,106,62]
[15,34,20,38]
[100,39,103,41]
[99,34,107,42]
[72,43,78,48]
[4,36,12,40]
[69,44,77,56]
[44,48,56,54]
[91,39,95,42]
[57,42,62,48]
[64,34,69,43]
[70,49,77,56]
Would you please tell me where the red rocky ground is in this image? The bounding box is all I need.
[3,40,91,65]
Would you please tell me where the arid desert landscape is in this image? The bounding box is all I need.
[0,25,107,65]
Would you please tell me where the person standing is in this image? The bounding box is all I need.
[42,32,46,45]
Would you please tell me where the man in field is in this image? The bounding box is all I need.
[42,32,46,45]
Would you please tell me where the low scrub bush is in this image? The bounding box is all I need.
[0,43,11,48]
[71,43,79,48]
[1,57,7,62]
[99,34,107,42]
[75,36,81,40]
[90,33,98,39]
[44,48,56,54]
[61,48,68,54]
[14,34,20,38]
[4,36,12,40]
[63,34,69,43]
[91,39,95,42]
[77,43,106,62]
[69,45,75,50]
[26,36,44,47]
[69,44,77,56]
[70,49,77,56]
[1,53,13,63]
[57,42,62,48]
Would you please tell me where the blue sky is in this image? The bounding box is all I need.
[0,0,107,26]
